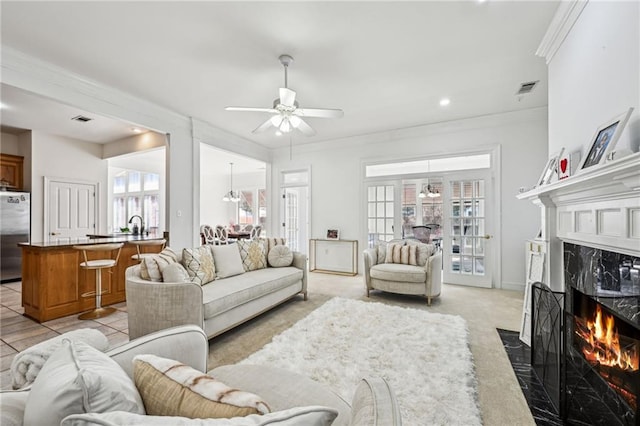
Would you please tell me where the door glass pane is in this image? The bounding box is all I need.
[377,203,385,217]
[368,203,376,217]
[474,257,485,275]
[463,218,473,236]
[475,238,485,256]
[461,237,473,255]
[451,182,461,199]
[474,180,485,197]
[475,200,485,217]
[452,218,460,235]
[368,184,396,247]
[385,186,394,201]
[368,186,375,200]
[461,256,473,274]
[451,255,460,273]
[377,187,385,200]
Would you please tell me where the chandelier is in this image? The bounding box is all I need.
[222,162,241,203]
[418,183,441,198]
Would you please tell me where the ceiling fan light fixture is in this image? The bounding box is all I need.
[289,115,301,128]
[280,119,291,133]
[418,190,427,199]
[270,115,283,126]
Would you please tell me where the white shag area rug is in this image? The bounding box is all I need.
[240,297,481,425]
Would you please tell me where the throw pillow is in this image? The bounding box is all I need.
[23,340,144,426]
[415,243,436,267]
[263,237,287,253]
[161,262,191,282]
[384,243,417,266]
[211,244,245,279]
[267,245,293,268]
[237,239,267,272]
[140,247,179,281]
[182,246,216,285]
[62,406,338,426]
[133,354,270,419]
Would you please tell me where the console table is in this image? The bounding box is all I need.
[309,239,358,276]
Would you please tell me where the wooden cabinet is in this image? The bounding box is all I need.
[309,239,358,276]
[0,153,24,190]
[21,241,161,322]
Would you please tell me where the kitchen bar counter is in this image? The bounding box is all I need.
[19,236,165,322]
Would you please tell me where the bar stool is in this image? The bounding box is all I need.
[130,239,166,262]
[74,243,123,320]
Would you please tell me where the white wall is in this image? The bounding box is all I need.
[548,1,640,158]
[1,132,20,154]
[271,107,548,290]
[30,131,107,241]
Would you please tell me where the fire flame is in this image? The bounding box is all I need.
[581,305,638,371]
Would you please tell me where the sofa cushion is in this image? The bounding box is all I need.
[263,237,287,253]
[267,245,293,268]
[370,263,425,283]
[133,354,269,418]
[23,340,144,426]
[201,267,303,320]
[384,243,417,266]
[415,243,436,267]
[140,247,179,281]
[211,244,245,279]
[182,247,216,285]
[61,406,338,425]
[162,262,190,282]
[237,239,267,272]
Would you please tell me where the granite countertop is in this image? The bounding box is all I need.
[19,234,164,248]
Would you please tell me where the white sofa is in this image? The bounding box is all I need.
[125,244,307,340]
[363,239,442,305]
[1,325,402,425]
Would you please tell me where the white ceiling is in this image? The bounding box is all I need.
[0,1,558,149]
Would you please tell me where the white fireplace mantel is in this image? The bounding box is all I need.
[517,152,640,291]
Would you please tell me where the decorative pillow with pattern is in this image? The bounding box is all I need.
[133,354,270,419]
[267,245,293,268]
[415,243,436,267]
[262,237,287,254]
[23,340,144,426]
[236,239,267,272]
[384,243,417,265]
[182,247,216,285]
[139,247,179,282]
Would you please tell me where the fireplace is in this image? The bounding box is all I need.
[563,242,640,425]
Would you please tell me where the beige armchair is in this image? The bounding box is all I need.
[363,239,442,305]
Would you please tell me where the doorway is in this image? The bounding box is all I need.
[280,169,310,255]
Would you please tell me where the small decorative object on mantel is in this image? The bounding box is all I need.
[577,107,634,172]
[326,229,339,240]
[558,150,581,180]
[535,148,565,187]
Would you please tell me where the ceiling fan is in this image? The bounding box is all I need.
[225,54,344,136]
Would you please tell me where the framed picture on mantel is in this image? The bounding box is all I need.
[578,107,634,171]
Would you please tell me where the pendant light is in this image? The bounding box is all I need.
[222,162,241,202]
[418,181,441,198]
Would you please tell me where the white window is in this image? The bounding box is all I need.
[112,171,160,234]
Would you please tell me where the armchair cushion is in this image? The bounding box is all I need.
[23,340,144,426]
[133,355,269,418]
[370,263,426,283]
[162,262,190,283]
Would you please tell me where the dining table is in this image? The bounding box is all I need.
[227,231,251,240]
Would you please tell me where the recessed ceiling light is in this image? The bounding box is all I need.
[439,98,451,106]
[131,127,142,133]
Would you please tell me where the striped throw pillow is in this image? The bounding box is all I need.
[139,247,179,282]
[384,243,417,266]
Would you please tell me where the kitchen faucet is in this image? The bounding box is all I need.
[128,215,144,235]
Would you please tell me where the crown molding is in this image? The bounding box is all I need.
[536,0,589,64]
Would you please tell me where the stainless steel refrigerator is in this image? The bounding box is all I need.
[1,191,30,283]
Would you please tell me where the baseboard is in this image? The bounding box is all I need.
[501,281,525,292]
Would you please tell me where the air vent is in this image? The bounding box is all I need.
[71,115,93,122]
[516,81,539,95]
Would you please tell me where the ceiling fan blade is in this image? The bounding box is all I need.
[294,108,344,118]
[292,117,317,136]
[279,88,297,107]
[226,107,277,113]
[252,117,275,134]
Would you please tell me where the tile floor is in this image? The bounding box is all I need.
[0,281,130,389]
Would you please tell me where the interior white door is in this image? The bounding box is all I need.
[47,179,97,243]
[443,171,493,288]
[279,169,310,255]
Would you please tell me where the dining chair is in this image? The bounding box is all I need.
[200,225,216,245]
[215,225,229,245]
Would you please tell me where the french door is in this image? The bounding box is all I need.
[280,169,309,254]
[366,182,399,247]
[442,171,494,288]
